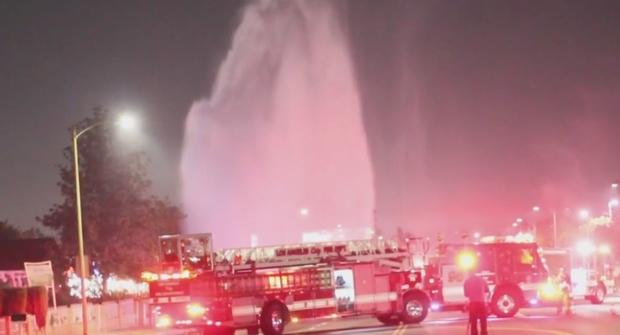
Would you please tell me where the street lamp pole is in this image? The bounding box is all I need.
[552,211,558,248]
[72,126,89,335]
[71,114,136,335]
[608,199,618,221]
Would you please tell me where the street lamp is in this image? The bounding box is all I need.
[117,113,138,130]
[299,207,309,217]
[608,199,618,221]
[578,209,590,221]
[72,112,137,335]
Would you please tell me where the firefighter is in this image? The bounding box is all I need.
[555,267,573,315]
[464,271,490,335]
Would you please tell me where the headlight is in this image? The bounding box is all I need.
[186,303,208,317]
[155,314,173,328]
[539,282,562,300]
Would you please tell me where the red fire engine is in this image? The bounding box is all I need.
[425,239,549,317]
[144,234,431,335]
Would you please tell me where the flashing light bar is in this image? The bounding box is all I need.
[141,270,192,282]
[456,250,477,271]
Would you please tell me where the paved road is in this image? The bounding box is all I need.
[101,297,620,335]
[282,297,620,335]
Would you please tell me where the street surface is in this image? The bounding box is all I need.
[110,297,620,335]
[283,296,620,335]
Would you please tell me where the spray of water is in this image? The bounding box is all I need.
[181,0,374,248]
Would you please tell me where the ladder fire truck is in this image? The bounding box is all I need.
[144,234,431,335]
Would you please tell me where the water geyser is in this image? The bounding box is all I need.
[181,0,374,248]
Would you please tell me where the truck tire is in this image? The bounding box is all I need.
[260,301,288,335]
[590,284,606,304]
[401,291,429,324]
[376,313,400,326]
[491,288,520,318]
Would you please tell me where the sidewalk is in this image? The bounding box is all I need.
[99,328,199,335]
[0,324,199,335]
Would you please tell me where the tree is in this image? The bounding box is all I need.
[580,216,612,235]
[19,227,47,239]
[37,108,184,278]
[0,220,21,239]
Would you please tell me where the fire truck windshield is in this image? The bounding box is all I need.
[158,234,214,273]
[161,239,179,263]
[180,236,213,271]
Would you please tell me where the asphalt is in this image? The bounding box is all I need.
[283,296,620,335]
[94,296,620,335]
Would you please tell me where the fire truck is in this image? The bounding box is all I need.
[425,239,549,317]
[540,246,615,304]
[144,234,431,335]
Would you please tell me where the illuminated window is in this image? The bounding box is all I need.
[269,275,281,289]
[520,250,534,265]
[514,247,538,272]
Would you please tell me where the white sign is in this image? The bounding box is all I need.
[24,261,54,287]
[24,260,58,311]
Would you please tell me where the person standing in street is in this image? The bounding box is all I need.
[464,271,490,335]
[555,267,573,315]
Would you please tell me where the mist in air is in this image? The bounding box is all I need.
[182,0,620,246]
[181,0,374,248]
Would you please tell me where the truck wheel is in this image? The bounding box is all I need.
[491,289,520,318]
[590,284,606,304]
[376,313,400,326]
[401,292,429,324]
[260,301,288,335]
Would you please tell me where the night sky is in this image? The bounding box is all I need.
[2,0,620,240]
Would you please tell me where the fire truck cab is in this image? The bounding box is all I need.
[427,240,548,317]
[145,234,431,335]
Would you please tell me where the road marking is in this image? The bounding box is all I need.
[390,323,409,335]
[391,324,405,335]
[421,325,575,335]
[491,326,575,335]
